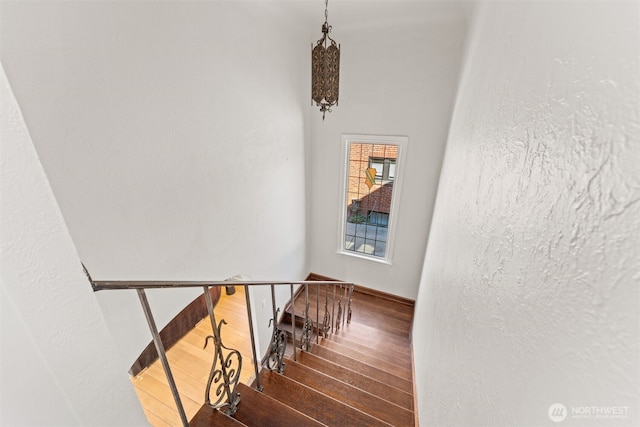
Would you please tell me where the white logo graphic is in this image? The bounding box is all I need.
[549,403,567,423]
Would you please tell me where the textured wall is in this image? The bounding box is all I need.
[1,65,147,426]
[414,1,639,426]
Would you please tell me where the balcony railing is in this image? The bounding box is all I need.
[84,265,354,426]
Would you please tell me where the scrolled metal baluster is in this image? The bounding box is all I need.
[290,284,297,362]
[203,320,242,416]
[266,308,287,373]
[347,284,354,324]
[322,286,330,338]
[335,298,342,331]
[301,302,313,351]
[331,284,336,333]
[316,284,320,344]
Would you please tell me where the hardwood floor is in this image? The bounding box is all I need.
[130,286,255,427]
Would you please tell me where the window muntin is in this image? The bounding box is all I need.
[339,135,406,264]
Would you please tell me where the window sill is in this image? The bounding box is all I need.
[336,250,393,266]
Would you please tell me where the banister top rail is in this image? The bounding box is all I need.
[90,280,352,292]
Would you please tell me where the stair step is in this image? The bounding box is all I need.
[319,338,413,380]
[282,359,414,427]
[326,333,411,364]
[233,383,325,427]
[278,320,318,343]
[308,345,413,394]
[189,405,247,427]
[294,350,413,410]
[348,302,412,337]
[287,284,414,336]
[281,313,411,358]
[350,288,414,320]
[334,321,412,355]
[259,369,392,427]
[323,333,412,369]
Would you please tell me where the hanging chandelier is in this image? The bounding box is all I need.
[312,0,340,120]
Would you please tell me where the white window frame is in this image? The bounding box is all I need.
[337,134,407,265]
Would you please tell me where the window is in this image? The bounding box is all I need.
[338,134,406,264]
[369,158,396,182]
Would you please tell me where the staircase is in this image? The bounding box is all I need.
[190,283,416,427]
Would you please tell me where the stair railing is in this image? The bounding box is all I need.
[84,265,353,427]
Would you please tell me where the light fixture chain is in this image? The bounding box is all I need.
[324,0,328,24]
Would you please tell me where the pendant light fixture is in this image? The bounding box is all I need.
[312,0,340,120]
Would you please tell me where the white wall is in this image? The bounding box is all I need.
[1,65,147,426]
[308,1,471,299]
[414,1,639,426]
[1,1,312,364]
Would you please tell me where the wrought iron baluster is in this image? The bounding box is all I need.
[322,285,330,338]
[331,284,336,333]
[316,284,320,344]
[290,283,297,362]
[301,302,313,351]
[342,284,348,328]
[244,285,262,392]
[202,286,242,416]
[335,284,343,331]
[265,284,286,373]
[266,307,287,373]
[347,284,354,324]
[301,283,312,351]
[137,289,189,427]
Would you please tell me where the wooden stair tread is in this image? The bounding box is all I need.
[326,331,411,362]
[294,350,413,410]
[296,284,415,322]
[323,333,412,369]
[347,301,412,336]
[349,289,414,318]
[233,383,325,427]
[189,405,247,427]
[308,345,413,393]
[319,338,413,380]
[334,321,412,353]
[282,359,414,427]
[259,369,392,427]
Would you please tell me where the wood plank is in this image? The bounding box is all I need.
[259,369,392,427]
[283,360,414,427]
[189,405,247,427]
[130,373,201,421]
[335,321,412,354]
[321,333,412,370]
[132,384,184,427]
[233,383,325,427]
[131,285,255,426]
[130,286,222,376]
[319,338,413,380]
[294,350,413,410]
[308,345,413,394]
